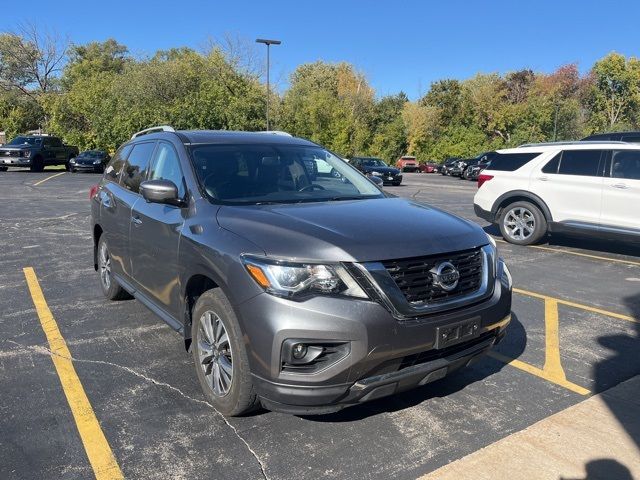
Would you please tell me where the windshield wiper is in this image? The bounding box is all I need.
[328,196,371,201]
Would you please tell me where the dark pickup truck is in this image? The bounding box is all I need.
[0,135,79,172]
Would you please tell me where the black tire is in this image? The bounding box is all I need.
[191,289,259,416]
[97,235,130,300]
[30,156,44,172]
[498,201,547,245]
[70,167,76,173]
[0,166,7,172]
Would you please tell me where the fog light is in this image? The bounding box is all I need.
[292,343,307,360]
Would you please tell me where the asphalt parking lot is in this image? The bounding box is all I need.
[1,169,638,480]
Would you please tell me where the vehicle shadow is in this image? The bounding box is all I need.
[592,291,640,452]
[560,459,634,480]
[482,225,639,258]
[303,313,527,423]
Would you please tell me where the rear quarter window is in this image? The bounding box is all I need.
[486,152,540,171]
[104,145,133,183]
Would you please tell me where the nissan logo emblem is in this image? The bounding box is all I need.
[430,261,460,291]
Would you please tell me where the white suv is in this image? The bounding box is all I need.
[473,141,640,245]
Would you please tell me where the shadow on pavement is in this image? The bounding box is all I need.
[303,313,527,423]
[593,292,640,451]
[560,459,634,480]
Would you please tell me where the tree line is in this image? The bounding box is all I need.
[1,26,639,162]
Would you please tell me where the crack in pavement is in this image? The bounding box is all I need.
[8,340,270,480]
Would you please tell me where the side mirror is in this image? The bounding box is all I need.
[140,179,182,206]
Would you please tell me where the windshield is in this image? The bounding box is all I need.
[362,159,387,167]
[8,136,42,146]
[190,144,383,205]
[80,151,103,158]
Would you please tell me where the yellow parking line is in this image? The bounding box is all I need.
[33,172,66,186]
[488,352,590,395]
[542,299,565,380]
[495,238,640,267]
[23,267,123,480]
[514,288,638,323]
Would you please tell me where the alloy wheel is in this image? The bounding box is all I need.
[197,311,233,397]
[504,207,535,241]
[99,241,111,290]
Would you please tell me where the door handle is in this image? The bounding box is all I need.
[131,216,143,225]
[538,176,549,181]
[611,183,628,189]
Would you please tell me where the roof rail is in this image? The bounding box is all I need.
[256,130,293,137]
[131,125,175,140]
[518,140,628,148]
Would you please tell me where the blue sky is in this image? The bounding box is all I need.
[5,0,640,99]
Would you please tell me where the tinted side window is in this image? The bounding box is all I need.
[487,152,540,171]
[542,153,561,174]
[149,142,185,198]
[51,138,63,147]
[557,150,602,177]
[122,142,156,193]
[104,145,132,182]
[611,150,640,180]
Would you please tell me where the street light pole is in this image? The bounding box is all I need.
[256,38,281,131]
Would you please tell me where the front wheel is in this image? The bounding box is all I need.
[192,289,259,416]
[0,166,7,172]
[499,201,547,245]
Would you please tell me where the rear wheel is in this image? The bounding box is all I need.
[97,236,130,300]
[0,166,7,172]
[192,289,259,416]
[499,201,547,245]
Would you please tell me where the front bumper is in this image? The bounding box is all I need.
[235,259,512,414]
[72,162,102,172]
[1,157,31,167]
[381,174,402,184]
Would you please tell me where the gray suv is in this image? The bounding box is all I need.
[90,126,512,416]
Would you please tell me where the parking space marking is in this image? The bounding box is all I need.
[32,172,66,186]
[495,238,640,267]
[489,294,591,396]
[514,288,638,324]
[23,267,124,480]
[488,352,590,395]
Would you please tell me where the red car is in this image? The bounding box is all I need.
[417,162,438,173]
[396,155,419,172]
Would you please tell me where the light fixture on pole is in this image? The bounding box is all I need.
[255,38,281,131]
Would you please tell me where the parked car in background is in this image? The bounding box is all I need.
[451,152,495,179]
[440,158,459,175]
[474,142,640,245]
[70,150,111,173]
[351,156,403,185]
[581,131,640,143]
[0,135,79,172]
[463,152,497,180]
[418,162,439,173]
[91,126,512,416]
[396,155,419,172]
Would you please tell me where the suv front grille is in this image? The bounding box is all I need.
[382,248,483,304]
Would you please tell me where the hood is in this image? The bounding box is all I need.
[0,145,31,152]
[361,165,400,175]
[217,197,488,262]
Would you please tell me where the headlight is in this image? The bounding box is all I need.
[70,158,76,163]
[486,233,496,248]
[371,171,382,176]
[93,159,101,164]
[242,256,368,299]
[20,150,31,158]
